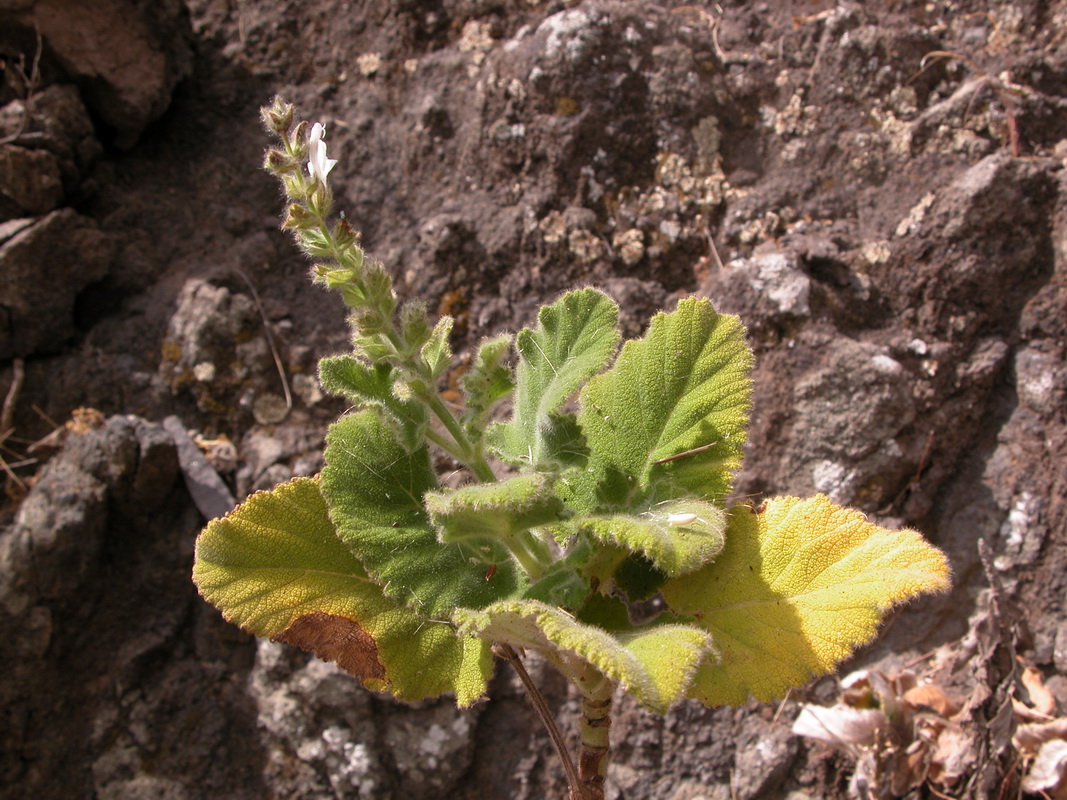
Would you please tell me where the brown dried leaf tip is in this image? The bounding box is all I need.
[275,612,386,682]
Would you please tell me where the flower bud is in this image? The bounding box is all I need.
[263,148,298,174]
[332,217,361,251]
[281,203,315,230]
[290,120,310,153]
[261,97,294,134]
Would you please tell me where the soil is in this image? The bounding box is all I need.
[1,1,1066,799]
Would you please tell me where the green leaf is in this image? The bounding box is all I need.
[421,315,454,377]
[573,499,726,577]
[564,297,752,512]
[318,355,428,449]
[492,289,619,466]
[426,474,563,542]
[661,495,952,706]
[461,334,515,439]
[537,412,589,467]
[522,560,593,610]
[455,598,716,713]
[319,354,393,401]
[321,411,523,617]
[399,299,433,352]
[192,478,492,706]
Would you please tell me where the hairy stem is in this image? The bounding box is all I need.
[505,531,550,581]
[574,663,613,800]
[424,391,495,482]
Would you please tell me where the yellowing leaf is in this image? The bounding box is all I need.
[455,598,715,714]
[662,495,951,706]
[193,477,492,706]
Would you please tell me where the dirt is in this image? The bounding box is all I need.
[1,1,1066,798]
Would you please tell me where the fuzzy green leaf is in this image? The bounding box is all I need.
[492,289,619,466]
[537,412,589,467]
[461,334,515,438]
[661,495,952,706]
[399,300,433,352]
[193,478,492,705]
[455,598,716,713]
[426,474,563,542]
[321,411,523,617]
[573,499,726,577]
[318,354,393,402]
[318,355,427,449]
[421,315,454,377]
[563,297,752,513]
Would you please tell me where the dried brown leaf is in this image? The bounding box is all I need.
[903,683,959,717]
[926,723,978,787]
[1021,739,1067,796]
[1014,717,1067,752]
[793,704,885,747]
[1022,664,1058,716]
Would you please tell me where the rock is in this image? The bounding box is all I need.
[162,416,236,520]
[0,208,112,359]
[159,278,262,415]
[600,276,670,338]
[0,0,192,148]
[0,84,100,207]
[251,640,390,799]
[0,143,63,217]
[0,416,185,794]
[249,638,480,798]
[782,336,917,506]
[730,717,798,800]
[0,446,108,611]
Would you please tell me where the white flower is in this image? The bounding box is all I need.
[307,122,337,185]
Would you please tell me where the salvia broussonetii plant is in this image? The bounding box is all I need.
[192,99,951,800]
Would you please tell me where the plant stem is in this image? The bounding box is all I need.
[424,392,495,482]
[574,663,613,800]
[506,531,549,581]
[492,644,590,800]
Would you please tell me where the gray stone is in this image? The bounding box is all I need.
[0,85,101,190]
[162,415,236,520]
[780,336,917,504]
[159,278,261,413]
[730,717,798,800]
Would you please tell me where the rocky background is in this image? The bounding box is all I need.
[1,1,1066,798]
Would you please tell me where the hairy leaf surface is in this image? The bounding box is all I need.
[193,478,492,705]
[461,334,515,438]
[573,499,726,577]
[493,289,618,466]
[318,355,427,448]
[565,297,752,512]
[662,495,951,706]
[322,411,523,617]
[426,474,563,541]
[455,598,715,714]
[421,315,454,377]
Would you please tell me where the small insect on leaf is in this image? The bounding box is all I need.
[485,563,498,581]
[668,513,699,526]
